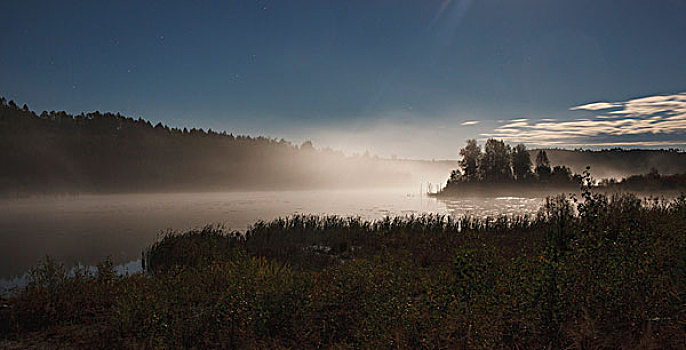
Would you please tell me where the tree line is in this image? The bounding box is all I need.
[0,97,419,194]
[442,138,686,194]
[446,139,579,187]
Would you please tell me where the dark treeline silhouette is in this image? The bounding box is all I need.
[0,98,449,194]
[446,139,580,187]
[531,147,686,179]
[599,168,686,192]
[440,138,686,196]
[3,98,684,195]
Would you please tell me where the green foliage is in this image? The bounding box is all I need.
[143,225,239,272]
[114,253,308,348]
[3,192,686,348]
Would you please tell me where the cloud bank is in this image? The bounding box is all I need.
[483,92,686,147]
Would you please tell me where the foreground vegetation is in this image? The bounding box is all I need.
[2,189,685,348]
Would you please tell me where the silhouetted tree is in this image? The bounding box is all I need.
[511,144,532,181]
[535,150,551,179]
[479,138,512,182]
[550,165,572,184]
[458,139,481,182]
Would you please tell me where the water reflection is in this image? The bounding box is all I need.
[441,196,544,217]
[0,189,544,291]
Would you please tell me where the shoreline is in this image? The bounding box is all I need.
[2,194,685,348]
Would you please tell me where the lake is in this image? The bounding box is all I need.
[0,189,544,291]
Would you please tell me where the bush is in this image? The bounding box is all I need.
[2,192,685,348]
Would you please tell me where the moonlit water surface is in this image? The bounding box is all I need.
[0,189,544,291]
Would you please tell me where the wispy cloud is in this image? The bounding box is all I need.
[461,120,479,126]
[570,102,620,111]
[483,92,686,147]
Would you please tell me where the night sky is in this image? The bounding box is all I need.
[1,0,685,158]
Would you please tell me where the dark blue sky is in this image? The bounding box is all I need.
[1,0,685,158]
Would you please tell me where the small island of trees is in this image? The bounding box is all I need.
[438,138,686,197]
[439,139,580,196]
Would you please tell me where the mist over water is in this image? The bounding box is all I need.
[0,189,544,284]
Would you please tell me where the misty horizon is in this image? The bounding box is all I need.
[2,2,686,347]
[4,93,686,162]
[2,1,685,159]
[2,99,684,198]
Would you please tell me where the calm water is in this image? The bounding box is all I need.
[0,189,543,290]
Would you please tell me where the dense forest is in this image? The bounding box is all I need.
[0,98,450,194]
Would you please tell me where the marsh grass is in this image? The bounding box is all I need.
[2,192,685,348]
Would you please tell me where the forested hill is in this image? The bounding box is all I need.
[2,98,683,194]
[535,149,686,179]
[0,99,451,194]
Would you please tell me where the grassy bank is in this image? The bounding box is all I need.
[2,191,685,348]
